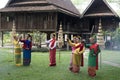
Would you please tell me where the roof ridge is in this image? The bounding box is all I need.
[81,0,119,18]
[1,0,80,17]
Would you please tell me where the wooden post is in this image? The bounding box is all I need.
[47,32,51,40]
[46,32,51,47]
[66,23,70,50]
[39,32,42,48]
[1,31,4,47]
[0,32,1,47]
[0,13,1,29]
[0,13,2,47]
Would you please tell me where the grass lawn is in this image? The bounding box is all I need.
[0,48,120,80]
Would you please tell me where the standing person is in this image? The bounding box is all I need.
[19,34,32,66]
[86,36,101,77]
[46,33,56,66]
[13,35,21,66]
[69,36,77,70]
[81,39,86,67]
[67,36,85,73]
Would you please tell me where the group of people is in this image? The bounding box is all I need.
[13,33,101,77]
[46,33,101,77]
[13,34,32,66]
[67,35,101,77]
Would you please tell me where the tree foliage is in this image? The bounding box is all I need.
[32,31,46,48]
[113,28,120,40]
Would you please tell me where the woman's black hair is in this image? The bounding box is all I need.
[27,34,32,41]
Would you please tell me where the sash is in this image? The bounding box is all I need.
[75,43,84,67]
[50,38,56,48]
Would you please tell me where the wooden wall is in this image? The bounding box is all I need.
[85,0,113,15]
[15,12,57,32]
[1,13,13,31]
[0,12,57,32]
[81,17,119,33]
[102,17,119,31]
[57,13,80,33]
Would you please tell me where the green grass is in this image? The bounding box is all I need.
[0,48,120,80]
[101,50,120,64]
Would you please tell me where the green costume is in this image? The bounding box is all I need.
[86,44,101,67]
[86,43,101,77]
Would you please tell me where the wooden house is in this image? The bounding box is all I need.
[81,0,120,40]
[0,0,81,46]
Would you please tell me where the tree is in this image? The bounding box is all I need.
[112,27,120,49]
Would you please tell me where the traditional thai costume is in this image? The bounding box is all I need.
[20,40,32,66]
[69,47,75,70]
[68,39,85,73]
[86,43,101,77]
[13,40,21,66]
[46,38,56,66]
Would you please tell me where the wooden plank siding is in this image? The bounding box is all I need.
[1,14,13,31]
[0,12,80,34]
[0,12,57,32]
[81,17,119,33]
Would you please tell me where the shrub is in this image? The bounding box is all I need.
[32,47,49,52]
[112,28,120,49]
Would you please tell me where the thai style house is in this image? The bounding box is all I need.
[0,0,119,48]
[0,0,81,46]
[81,0,120,40]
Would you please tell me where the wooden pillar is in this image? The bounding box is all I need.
[0,13,1,29]
[46,32,51,47]
[67,23,70,32]
[0,13,1,47]
[0,31,4,47]
[47,32,51,40]
[66,34,70,51]
[119,22,120,28]
[39,32,42,48]
[0,32,1,47]
[66,23,70,50]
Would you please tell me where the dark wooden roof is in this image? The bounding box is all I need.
[82,0,119,18]
[0,0,80,17]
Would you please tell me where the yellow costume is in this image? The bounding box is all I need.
[13,40,21,66]
[67,39,85,73]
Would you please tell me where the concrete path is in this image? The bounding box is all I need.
[84,50,120,68]
[103,61,120,68]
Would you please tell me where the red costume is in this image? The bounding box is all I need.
[46,38,56,66]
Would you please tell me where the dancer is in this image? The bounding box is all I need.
[13,35,21,66]
[69,36,76,70]
[67,36,85,73]
[20,34,32,66]
[86,36,101,77]
[46,33,56,66]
